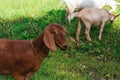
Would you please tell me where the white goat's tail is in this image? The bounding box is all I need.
[116,2,120,5]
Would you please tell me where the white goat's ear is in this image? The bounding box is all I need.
[43,27,57,51]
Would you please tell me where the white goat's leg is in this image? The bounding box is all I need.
[68,12,75,24]
[99,22,105,40]
[66,7,70,23]
[66,7,69,17]
[76,20,82,42]
[84,23,91,41]
[68,14,72,24]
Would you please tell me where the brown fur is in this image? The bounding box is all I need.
[0,23,68,80]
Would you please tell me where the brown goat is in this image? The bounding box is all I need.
[0,23,68,80]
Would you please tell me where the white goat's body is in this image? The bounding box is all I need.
[74,8,111,26]
[72,7,117,41]
[59,0,120,23]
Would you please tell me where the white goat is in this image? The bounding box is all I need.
[71,7,120,42]
[59,0,120,23]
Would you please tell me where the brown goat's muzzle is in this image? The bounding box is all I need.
[55,39,68,51]
[60,43,68,50]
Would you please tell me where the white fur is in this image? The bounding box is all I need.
[59,0,120,23]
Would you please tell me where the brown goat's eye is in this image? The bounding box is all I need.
[51,30,57,36]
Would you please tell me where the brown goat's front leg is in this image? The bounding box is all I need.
[25,73,31,80]
[99,22,105,40]
[25,72,35,80]
[25,67,39,80]
[13,74,25,80]
[76,20,82,42]
[84,23,91,41]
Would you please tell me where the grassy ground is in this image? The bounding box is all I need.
[0,0,120,80]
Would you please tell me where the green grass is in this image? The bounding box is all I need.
[0,0,120,80]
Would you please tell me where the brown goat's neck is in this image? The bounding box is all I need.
[32,32,49,60]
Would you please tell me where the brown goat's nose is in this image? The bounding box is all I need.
[63,45,68,50]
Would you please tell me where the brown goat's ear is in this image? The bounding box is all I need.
[43,27,57,51]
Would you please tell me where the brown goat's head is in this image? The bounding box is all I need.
[43,23,68,51]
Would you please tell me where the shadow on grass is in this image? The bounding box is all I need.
[0,9,67,39]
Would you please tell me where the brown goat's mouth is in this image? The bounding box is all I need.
[60,45,68,51]
[61,48,66,51]
[56,41,68,51]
